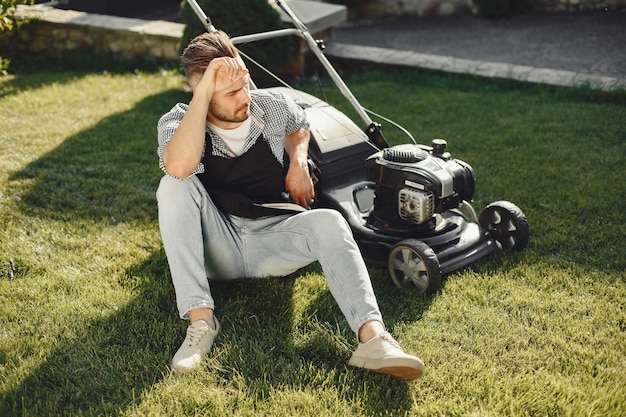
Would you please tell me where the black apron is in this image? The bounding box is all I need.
[197,133,296,218]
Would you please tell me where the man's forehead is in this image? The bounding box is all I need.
[226,74,250,92]
[187,69,249,91]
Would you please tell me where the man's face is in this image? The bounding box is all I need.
[208,73,251,126]
[189,60,251,129]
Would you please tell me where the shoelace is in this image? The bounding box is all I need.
[379,332,403,351]
[185,324,210,347]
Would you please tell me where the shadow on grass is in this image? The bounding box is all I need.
[0,250,179,415]
[1,85,185,414]
[1,54,178,99]
[199,263,431,416]
[0,252,430,415]
[8,87,188,224]
[3,80,431,414]
[0,70,81,99]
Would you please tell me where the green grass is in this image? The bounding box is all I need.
[0,64,624,417]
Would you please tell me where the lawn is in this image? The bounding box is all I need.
[0,64,624,417]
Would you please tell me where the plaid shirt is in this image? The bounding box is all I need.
[157,89,309,178]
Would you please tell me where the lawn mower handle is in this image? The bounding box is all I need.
[187,0,217,33]
[184,0,389,149]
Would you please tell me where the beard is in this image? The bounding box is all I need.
[209,100,250,124]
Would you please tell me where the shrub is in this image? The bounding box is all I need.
[179,0,294,80]
[0,0,33,74]
[473,0,534,18]
[325,0,363,7]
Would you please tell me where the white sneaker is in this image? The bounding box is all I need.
[348,331,425,380]
[171,317,220,373]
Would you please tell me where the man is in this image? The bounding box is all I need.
[156,31,425,380]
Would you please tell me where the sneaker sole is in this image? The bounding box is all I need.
[348,356,425,380]
[369,366,424,381]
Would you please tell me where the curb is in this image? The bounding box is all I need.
[325,43,626,91]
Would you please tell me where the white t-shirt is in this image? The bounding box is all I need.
[207,118,252,157]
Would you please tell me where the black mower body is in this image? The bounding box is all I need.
[277,88,500,277]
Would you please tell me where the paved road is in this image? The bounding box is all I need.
[327,9,626,90]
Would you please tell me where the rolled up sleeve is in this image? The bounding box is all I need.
[157,103,205,177]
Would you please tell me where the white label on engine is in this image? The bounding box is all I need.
[405,180,425,190]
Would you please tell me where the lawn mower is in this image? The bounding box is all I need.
[186,0,530,294]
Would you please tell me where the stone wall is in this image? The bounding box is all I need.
[7,5,182,63]
[6,2,347,73]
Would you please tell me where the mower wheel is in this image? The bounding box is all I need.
[479,201,529,251]
[388,239,441,294]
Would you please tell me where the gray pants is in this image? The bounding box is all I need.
[156,175,383,336]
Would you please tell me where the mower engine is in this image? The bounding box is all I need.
[365,140,475,226]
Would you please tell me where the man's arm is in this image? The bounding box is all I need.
[284,127,315,208]
[162,57,248,178]
[161,91,211,178]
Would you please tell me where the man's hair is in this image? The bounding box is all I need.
[180,31,238,79]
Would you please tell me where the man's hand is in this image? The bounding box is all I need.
[284,128,314,208]
[286,157,315,208]
[194,56,249,101]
